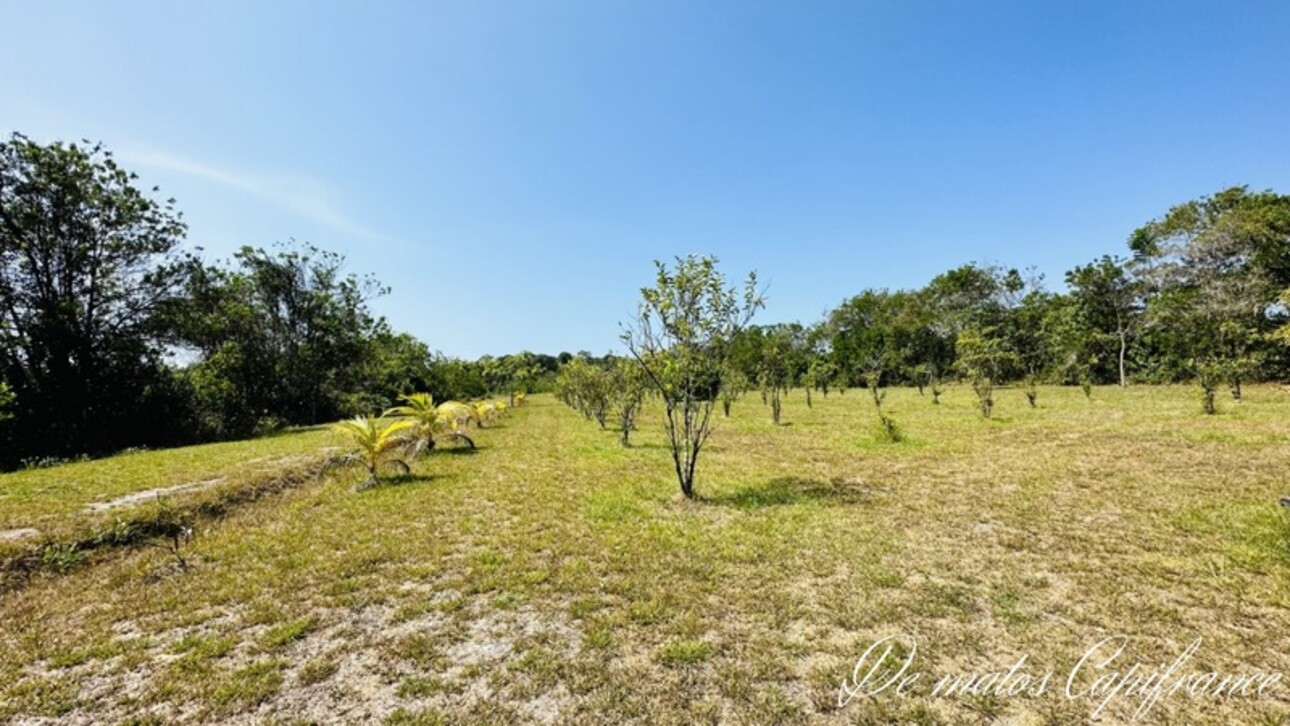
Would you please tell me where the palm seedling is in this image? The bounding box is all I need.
[471,399,509,428]
[331,415,417,489]
[472,401,496,428]
[386,394,480,451]
[434,400,478,448]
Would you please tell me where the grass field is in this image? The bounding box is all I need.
[1,385,1288,724]
[0,426,336,573]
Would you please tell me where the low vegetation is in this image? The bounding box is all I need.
[0,386,1287,724]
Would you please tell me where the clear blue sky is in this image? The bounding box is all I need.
[4,1,1289,357]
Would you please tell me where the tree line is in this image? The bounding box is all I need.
[727,186,1290,414]
[0,134,559,469]
[4,133,1288,469]
[561,186,1289,437]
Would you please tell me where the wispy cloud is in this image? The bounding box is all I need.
[121,147,394,245]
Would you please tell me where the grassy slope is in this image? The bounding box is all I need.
[0,386,1288,724]
[0,426,334,526]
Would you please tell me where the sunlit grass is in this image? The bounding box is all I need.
[0,426,333,525]
[1,386,1288,723]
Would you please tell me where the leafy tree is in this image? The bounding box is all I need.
[481,351,543,405]
[825,290,905,387]
[718,365,749,417]
[1273,288,1290,348]
[754,323,804,425]
[0,134,193,466]
[0,381,13,422]
[424,356,487,402]
[363,332,435,411]
[804,323,839,398]
[1066,256,1141,386]
[622,255,763,499]
[609,357,649,446]
[955,327,1016,418]
[175,242,387,436]
[555,357,613,428]
[1131,187,1287,407]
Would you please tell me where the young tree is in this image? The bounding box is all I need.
[863,369,903,442]
[755,323,803,425]
[609,357,649,446]
[331,415,416,489]
[622,255,764,499]
[956,327,1016,418]
[554,357,612,428]
[718,365,748,417]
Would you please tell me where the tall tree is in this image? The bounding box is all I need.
[1066,256,1141,386]
[174,242,388,435]
[0,134,192,464]
[1130,187,1288,405]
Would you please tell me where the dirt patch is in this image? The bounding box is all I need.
[0,527,39,541]
[85,478,227,513]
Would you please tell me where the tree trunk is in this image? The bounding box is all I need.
[1118,328,1128,387]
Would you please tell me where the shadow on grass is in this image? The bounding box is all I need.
[434,445,481,456]
[620,442,672,451]
[372,473,436,488]
[705,476,884,509]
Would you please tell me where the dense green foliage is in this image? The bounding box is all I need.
[3,132,1288,466]
[1,134,194,466]
[0,135,550,468]
[726,187,1290,409]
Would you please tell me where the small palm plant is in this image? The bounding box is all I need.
[385,393,441,456]
[472,400,508,427]
[386,393,479,451]
[435,400,479,448]
[331,415,416,489]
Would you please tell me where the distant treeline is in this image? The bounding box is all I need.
[2,133,1288,467]
[0,134,559,469]
[777,186,1290,396]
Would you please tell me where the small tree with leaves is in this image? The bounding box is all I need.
[864,370,902,442]
[555,357,613,428]
[956,328,1015,418]
[719,365,748,417]
[756,324,801,426]
[622,256,763,499]
[610,358,649,446]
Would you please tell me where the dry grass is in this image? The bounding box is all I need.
[1,385,1288,724]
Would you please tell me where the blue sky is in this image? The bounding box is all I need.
[4,1,1289,357]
